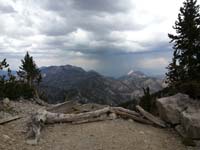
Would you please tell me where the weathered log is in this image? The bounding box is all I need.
[113,109,153,125]
[34,98,51,107]
[0,116,21,125]
[136,105,166,128]
[26,107,111,144]
[72,114,114,124]
[27,105,167,145]
[48,101,106,114]
[46,107,110,123]
[47,100,81,113]
[111,107,140,117]
[47,106,149,125]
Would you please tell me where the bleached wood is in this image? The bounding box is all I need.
[0,116,21,125]
[111,107,140,117]
[27,103,167,145]
[113,109,153,125]
[136,105,166,128]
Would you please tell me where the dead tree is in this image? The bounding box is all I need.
[26,103,166,145]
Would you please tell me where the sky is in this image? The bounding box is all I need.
[0,0,191,77]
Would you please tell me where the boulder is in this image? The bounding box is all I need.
[175,125,187,138]
[181,106,200,139]
[156,93,189,124]
[3,98,10,107]
[157,93,200,139]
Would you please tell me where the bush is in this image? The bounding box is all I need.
[177,80,200,99]
[0,81,34,100]
[0,58,35,100]
[182,137,196,146]
[118,98,139,110]
[139,87,155,112]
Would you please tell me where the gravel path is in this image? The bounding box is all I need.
[0,100,192,150]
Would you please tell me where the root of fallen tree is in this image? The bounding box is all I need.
[26,102,166,145]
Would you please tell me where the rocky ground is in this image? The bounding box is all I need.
[0,100,197,150]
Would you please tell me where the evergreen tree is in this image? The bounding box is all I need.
[0,59,9,83]
[0,59,9,98]
[167,0,200,86]
[0,59,34,99]
[0,59,9,70]
[17,52,42,87]
[139,87,153,112]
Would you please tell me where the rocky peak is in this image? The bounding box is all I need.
[127,70,146,78]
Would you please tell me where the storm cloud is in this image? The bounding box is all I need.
[0,0,189,76]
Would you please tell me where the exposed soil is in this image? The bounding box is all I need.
[0,100,195,150]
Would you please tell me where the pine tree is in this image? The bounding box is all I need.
[0,59,9,70]
[139,87,152,112]
[0,59,9,98]
[167,0,200,86]
[0,59,9,83]
[17,52,42,87]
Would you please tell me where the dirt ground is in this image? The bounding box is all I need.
[0,100,196,150]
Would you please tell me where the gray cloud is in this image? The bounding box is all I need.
[0,3,15,13]
[71,0,132,13]
[0,0,181,76]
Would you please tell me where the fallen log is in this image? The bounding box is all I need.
[136,105,166,128]
[45,107,111,124]
[34,98,51,107]
[72,113,115,124]
[48,101,106,114]
[27,104,166,145]
[113,109,153,125]
[47,100,81,113]
[0,116,21,125]
[111,107,141,117]
[26,107,111,144]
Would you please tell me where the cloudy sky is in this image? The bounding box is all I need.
[0,0,191,77]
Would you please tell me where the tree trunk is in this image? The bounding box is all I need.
[136,105,166,128]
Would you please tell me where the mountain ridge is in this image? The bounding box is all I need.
[38,64,165,105]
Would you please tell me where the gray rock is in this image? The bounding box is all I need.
[175,125,187,138]
[157,93,200,139]
[2,134,10,140]
[156,93,189,124]
[109,113,117,120]
[0,111,12,119]
[194,140,200,147]
[3,98,10,106]
[181,107,200,139]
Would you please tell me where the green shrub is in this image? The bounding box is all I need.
[139,87,155,112]
[0,58,35,100]
[118,98,139,110]
[177,80,200,99]
[0,81,34,100]
[182,137,196,146]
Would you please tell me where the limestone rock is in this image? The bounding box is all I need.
[3,98,10,107]
[156,93,189,124]
[175,125,187,138]
[157,93,200,139]
[181,106,200,139]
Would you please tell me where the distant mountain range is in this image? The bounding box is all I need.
[0,70,17,78]
[38,65,166,105]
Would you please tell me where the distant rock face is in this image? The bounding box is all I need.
[39,65,164,105]
[157,93,200,139]
[119,71,165,98]
[127,70,146,78]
